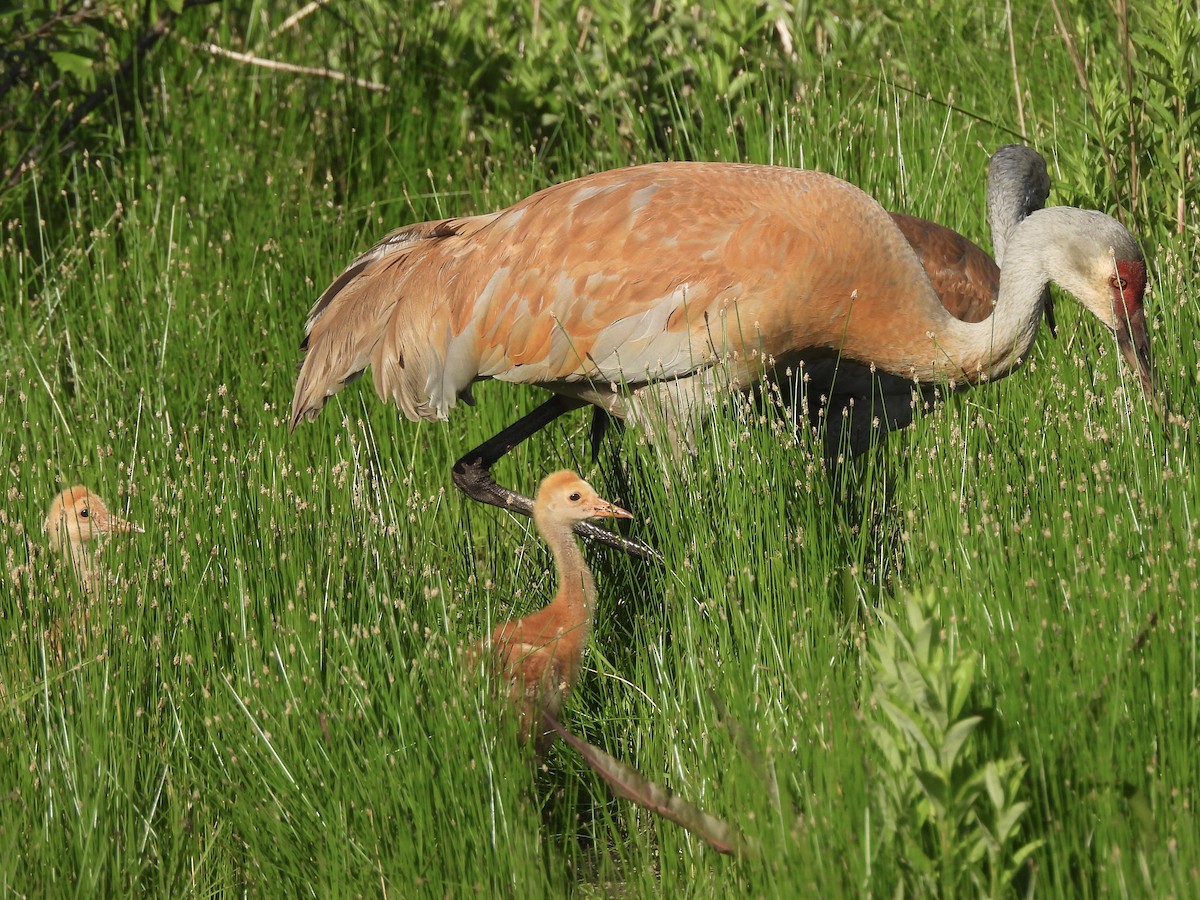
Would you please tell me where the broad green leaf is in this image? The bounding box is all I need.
[984,760,1005,810]
[938,715,982,770]
[996,800,1030,843]
[877,697,938,761]
[48,50,96,80]
[912,768,949,817]
[1011,838,1046,870]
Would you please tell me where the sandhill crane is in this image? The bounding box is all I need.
[469,470,631,754]
[292,152,1157,557]
[44,485,143,591]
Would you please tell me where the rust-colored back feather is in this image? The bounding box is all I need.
[889,212,999,323]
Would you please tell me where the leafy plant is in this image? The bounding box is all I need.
[1130,0,1200,234]
[1,0,218,205]
[412,0,912,162]
[1048,0,1200,235]
[864,590,1041,897]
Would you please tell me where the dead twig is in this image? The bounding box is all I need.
[185,39,387,93]
[271,0,333,39]
[1112,0,1140,216]
[1004,0,1026,139]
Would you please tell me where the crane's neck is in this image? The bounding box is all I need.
[538,515,597,638]
[56,538,100,591]
[936,209,1064,382]
[986,151,1050,268]
[987,191,1024,268]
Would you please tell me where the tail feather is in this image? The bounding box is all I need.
[290,214,497,430]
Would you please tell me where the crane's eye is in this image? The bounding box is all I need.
[1110,275,1127,291]
[568,492,581,502]
[78,508,90,518]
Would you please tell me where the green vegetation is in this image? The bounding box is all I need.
[2,0,1197,894]
[865,590,1041,897]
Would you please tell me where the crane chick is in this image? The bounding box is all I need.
[472,470,631,754]
[44,485,143,591]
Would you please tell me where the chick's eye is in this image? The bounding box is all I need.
[568,492,581,502]
[78,508,90,518]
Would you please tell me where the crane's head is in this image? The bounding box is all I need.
[534,471,632,526]
[44,486,144,554]
[1033,209,1159,407]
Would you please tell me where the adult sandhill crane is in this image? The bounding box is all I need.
[44,485,143,591]
[292,153,1157,557]
[469,470,631,754]
[806,144,1053,455]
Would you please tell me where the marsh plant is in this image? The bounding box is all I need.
[864,591,1041,897]
[1050,0,1200,233]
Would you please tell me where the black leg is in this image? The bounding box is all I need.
[451,395,662,563]
[452,395,584,515]
[589,406,626,463]
[1042,287,1057,337]
[589,407,610,463]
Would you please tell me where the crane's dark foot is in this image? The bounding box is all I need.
[452,455,534,517]
[572,518,662,563]
[449,395,661,563]
[452,457,661,563]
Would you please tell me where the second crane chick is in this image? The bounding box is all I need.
[474,470,631,754]
[45,485,144,592]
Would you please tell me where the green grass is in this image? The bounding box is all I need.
[2,1,1198,895]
